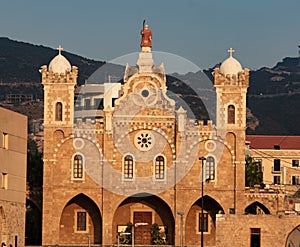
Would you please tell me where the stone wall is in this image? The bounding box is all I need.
[216,214,300,247]
[0,201,25,247]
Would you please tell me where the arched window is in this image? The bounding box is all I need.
[228,105,235,124]
[205,156,215,180]
[55,102,63,121]
[124,155,134,179]
[73,154,84,179]
[155,156,165,180]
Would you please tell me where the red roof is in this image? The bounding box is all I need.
[246,135,300,150]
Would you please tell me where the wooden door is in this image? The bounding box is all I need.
[134,212,152,245]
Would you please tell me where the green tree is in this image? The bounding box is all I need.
[26,139,43,245]
[245,155,263,187]
[27,139,43,187]
[151,223,166,245]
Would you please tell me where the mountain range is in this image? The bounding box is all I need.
[0,37,300,135]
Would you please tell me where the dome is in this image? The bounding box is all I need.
[219,48,243,75]
[48,46,71,74]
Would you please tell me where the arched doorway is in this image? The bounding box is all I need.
[286,225,300,247]
[25,199,42,245]
[186,195,224,246]
[59,194,102,245]
[244,201,270,215]
[113,192,175,245]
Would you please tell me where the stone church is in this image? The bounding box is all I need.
[41,28,300,247]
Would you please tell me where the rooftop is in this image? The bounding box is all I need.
[246,135,300,150]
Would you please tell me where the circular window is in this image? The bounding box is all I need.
[134,131,154,151]
[141,89,149,97]
[205,140,216,152]
[73,138,84,150]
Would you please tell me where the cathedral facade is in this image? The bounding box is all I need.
[41,38,299,246]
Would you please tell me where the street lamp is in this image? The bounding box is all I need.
[132,222,148,247]
[177,211,184,247]
[199,157,206,247]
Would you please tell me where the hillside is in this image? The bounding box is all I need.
[1,37,300,135]
[0,37,105,100]
[246,93,300,135]
[246,57,300,135]
[0,37,105,83]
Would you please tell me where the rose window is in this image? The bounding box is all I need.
[134,131,154,151]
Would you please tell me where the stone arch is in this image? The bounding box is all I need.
[121,74,167,100]
[113,192,175,245]
[244,201,270,215]
[185,137,237,209]
[286,225,300,247]
[193,195,225,220]
[52,136,103,185]
[186,137,235,165]
[0,207,7,246]
[59,193,102,245]
[25,199,42,245]
[53,134,103,160]
[186,195,225,247]
[112,127,176,181]
[124,127,176,157]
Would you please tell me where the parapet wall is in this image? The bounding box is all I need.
[216,214,300,247]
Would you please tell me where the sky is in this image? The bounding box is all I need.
[0,0,300,72]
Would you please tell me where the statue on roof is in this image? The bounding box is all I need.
[140,21,152,52]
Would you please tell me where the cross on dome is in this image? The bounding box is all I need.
[49,45,71,74]
[57,45,63,55]
[227,47,235,57]
[219,47,242,75]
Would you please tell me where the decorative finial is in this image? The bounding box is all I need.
[57,45,63,55]
[227,48,235,57]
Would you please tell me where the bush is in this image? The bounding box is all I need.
[151,223,167,245]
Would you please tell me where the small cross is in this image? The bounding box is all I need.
[57,45,63,55]
[227,47,235,57]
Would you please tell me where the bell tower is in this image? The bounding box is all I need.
[41,44,78,178]
[213,48,249,213]
[213,48,249,131]
[41,45,78,129]
[41,46,78,245]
